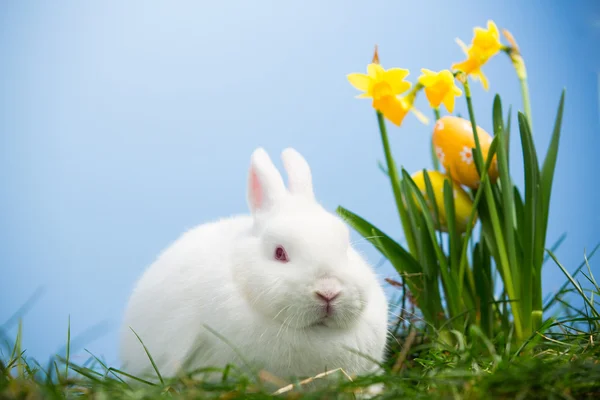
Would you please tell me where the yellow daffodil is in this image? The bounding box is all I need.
[347,63,412,126]
[417,69,463,113]
[347,63,411,101]
[371,92,429,126]
[452,43,491,90]
[452,20,503,90]
[472,20,503,59]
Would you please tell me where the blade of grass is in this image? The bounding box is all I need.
[543,243,600,311]
[84,349,128,385]
[108,367,157,386]
[65,315,70,378]
[1,286,45,331]
[547,250,600,322]
[543,233,567,265]
[129,327,164,385]
[584,251,600,293]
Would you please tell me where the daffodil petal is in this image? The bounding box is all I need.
[418,73,436,87]
[487,20,499,36]
[423,87,442,109]
[373,96,407,126]
[410,107,430,125]
[472,69,489,91]
[480,72,489,90]
[347,73,371,92]
[384,68,411,94]
[442,93,456,113]
[439,70,454,81]
[455,38,469,54]
[367,63,384,78]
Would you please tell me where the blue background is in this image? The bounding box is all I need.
[1,0,599,367]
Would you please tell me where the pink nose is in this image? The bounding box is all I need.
[315,290,340,303]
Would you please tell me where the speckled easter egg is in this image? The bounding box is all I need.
[432,116,498,189]
[411,170,475,233]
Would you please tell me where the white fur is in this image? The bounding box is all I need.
[119,147,389,380]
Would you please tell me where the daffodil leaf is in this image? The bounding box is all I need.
[335,206,422,276]
[423,170,442,233]
[493,94,519,299]
[518,111,540,333]
[472,241,494,337]
[538,90,565,266]
[505,105,512,166]
[401,169,461,319]
[443,178,459,271]
[400,176,425,262]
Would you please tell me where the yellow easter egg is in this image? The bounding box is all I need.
[432,116,498,189]
[411,170,476,233]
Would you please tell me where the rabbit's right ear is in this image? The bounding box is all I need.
[247,148,286,214]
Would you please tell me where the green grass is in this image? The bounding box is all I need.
[2,250,599,399]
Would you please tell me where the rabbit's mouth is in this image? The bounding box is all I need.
[307,316,329,328]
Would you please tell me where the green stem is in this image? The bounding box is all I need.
[376,111,417,256]
[431,108,441,171]
[463,79,524,340]
[519,75,532,131]
[504,48,533,131]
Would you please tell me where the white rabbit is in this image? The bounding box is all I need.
[119,147,389,381]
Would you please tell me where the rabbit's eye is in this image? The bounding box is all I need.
[274,246,289,263]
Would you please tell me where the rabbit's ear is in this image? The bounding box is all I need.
[248,148,286,214]
[281,148,314,200]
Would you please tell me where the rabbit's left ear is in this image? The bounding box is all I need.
[281,148,314,200]
[248,148,286,214]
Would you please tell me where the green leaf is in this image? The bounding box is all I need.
[535,91,565,311]
[400,176,424,262]
[456,138,498,294]
[401,169,449,274]
[493,95,519,302]
[505,105,512,166]
[443,178,459,271]
[336,207,422,277]
[473,241,494,338]
[513,186,525,253]
[423,170,442,234]
[518,111,540,335]
[336,206,442,323]
[401,169,460,318]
